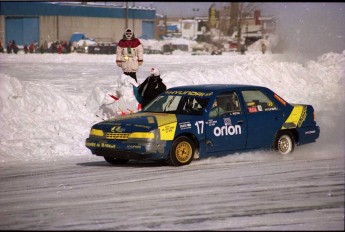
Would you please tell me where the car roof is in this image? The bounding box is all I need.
[168,84,266,92]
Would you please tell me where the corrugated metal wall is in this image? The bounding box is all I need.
[5,17,39,46]
[0,2,155,46]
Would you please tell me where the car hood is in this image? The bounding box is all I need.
[92,112,178,133]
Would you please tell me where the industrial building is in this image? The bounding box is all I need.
[0,2,156,46]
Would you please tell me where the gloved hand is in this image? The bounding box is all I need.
[116,61,122,67]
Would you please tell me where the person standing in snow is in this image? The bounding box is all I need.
[261,42,267,54]
[116,28,144,83]
[138,68,166,108]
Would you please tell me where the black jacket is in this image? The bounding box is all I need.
[138,75,166,107]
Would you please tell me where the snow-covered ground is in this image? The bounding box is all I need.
[0,43,344,163]
[0,40,344,231]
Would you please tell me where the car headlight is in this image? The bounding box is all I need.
[90,128,104,137]
[128,132,155,139]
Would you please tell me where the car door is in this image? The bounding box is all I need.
[205,91,247,153]
[240,89,285,149]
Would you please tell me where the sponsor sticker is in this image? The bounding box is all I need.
[179,121,192,130]
[248,107,257,113]
[165,90,213,97]
[207,119,217,126]
[265,107,278,111]
[85,142,116,149]
[224,117,232,126]
[127,145,141,149]
[111,126,124,132]
[214,125,241,137]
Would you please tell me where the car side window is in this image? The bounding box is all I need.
[209,92,242,118]
[179,96,208,115]
[241,90,278,113]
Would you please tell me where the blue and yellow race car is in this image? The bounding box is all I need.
[85,84,320,166]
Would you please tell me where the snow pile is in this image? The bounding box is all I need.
[0,50,344,163]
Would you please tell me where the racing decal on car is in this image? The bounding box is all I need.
[264,107,278,111]
[195,120,204,134]
[224,117,232,126]
[159,122,177,140]
[85,141,97,147]
[282,105,307,129]
[127,145,141,149]
[179,121,192,130]
[206,119,217,126]
[165,90,213,97]
[214,125,241,137]
[111,126,124,132]
[85,142,116,149]
[248,107,257,113]
[155,114,177,140]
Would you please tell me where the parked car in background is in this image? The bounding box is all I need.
[85,84,320,166]
[88,43,117,54]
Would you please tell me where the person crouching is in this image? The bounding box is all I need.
[138,68,167,108]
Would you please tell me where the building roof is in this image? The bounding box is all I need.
[0,2,155,19]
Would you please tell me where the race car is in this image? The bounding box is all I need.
[85,84,320,166]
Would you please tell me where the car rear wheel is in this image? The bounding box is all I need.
[274,131,295,155]
[104,156,129,165]
[167,136,195,166]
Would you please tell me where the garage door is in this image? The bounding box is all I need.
[5,17,39,46]
[141,21,154,39]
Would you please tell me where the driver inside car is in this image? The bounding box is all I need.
[209,99,225,118]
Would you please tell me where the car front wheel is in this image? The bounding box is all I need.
[167,136,195,166]
[274,131,295,155]
[104,156,129,165]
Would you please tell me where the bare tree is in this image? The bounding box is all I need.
[234,2,261,51]
[229,2,239,36]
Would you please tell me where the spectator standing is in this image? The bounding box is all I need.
[24,44,28,54]
[6,41,12,54]
[57,42,63,54]
[138,68,166,108]
[116,28,144,83]
[43,40,49,53]
[67,41,73,53]
[50,41,58,53]
[0,40,5,53]
[40,45,44,54]
[29,43,35,53]
[240,44,246,55]
[11,40,19,54]
[261,42,267,54]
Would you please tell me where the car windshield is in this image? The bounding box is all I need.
[143,94,210,115]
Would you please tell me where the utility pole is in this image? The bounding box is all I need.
[125,2,128,29]
[132,2,135,31]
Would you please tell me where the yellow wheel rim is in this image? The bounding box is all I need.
[175,141,192,163]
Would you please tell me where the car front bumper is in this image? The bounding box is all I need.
[85,137,168,161]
